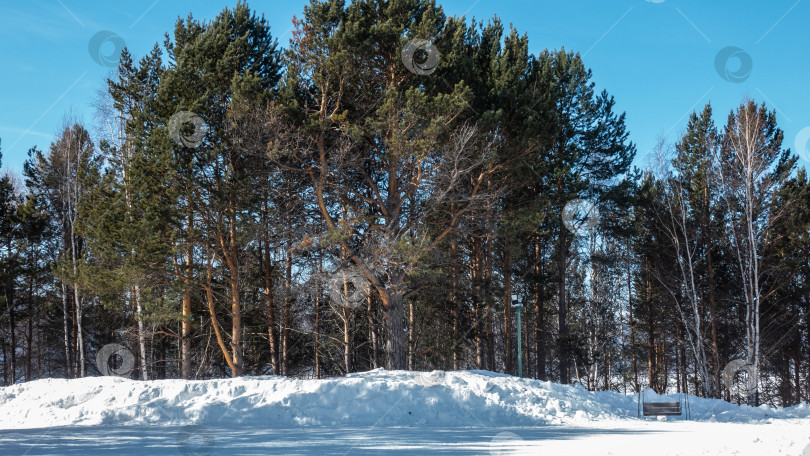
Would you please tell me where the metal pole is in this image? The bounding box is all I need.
[517,306,523,378]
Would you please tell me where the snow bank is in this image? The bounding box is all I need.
[1,369,808,430]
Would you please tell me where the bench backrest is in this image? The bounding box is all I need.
[642,401,682,416]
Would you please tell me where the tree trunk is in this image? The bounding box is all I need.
[340,276,353,373]
[383,289,406,370]
[517,296,538,378]
[1,337,6,385]
[71,233,84,378]
[315,291,321,379]
[367,291,378,369]
[472,238,483,370]
[71,288,77,377]
[343,305,352,374]
[503,244,513,375]
[558,223,569,384]
[662,337,668,392]
[408,298,415,370]
[26,270,34,382]
[134,285,147,380]
[61,281,71,378]
[794,349,801,405]
[680,325,688,394]
[282,248,291,376]
[534,242,546,380]
[262,240,278,375]
[221,200,244,378]
[229,248,243,377]
[704,187,721,398]
[5,288,16,384]
[204,251,238,375]
[74,287,83,378]
[181,210,193,380]
[628,256,638,393]
[451,234,460,371]
[485,237,494,371]
[646,274,656,392]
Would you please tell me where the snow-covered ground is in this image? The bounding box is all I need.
[1,369,809,455]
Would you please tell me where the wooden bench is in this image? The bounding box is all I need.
[642,401,682,416]
[637,391,689,419]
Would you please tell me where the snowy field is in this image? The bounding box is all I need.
[1,369,809,455]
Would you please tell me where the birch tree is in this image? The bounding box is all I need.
[29,121,98,378]
[655,144,714,397]
[714,100,793,405]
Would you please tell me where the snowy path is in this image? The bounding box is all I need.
[2,422,810,455]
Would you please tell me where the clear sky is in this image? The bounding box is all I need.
[1,0,808,173]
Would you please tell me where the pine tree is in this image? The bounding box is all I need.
[0,144,21,384]
[154,2,281,377]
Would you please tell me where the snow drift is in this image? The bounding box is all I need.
[1,369,808,430]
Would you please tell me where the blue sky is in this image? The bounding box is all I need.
[1,0,808,173]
